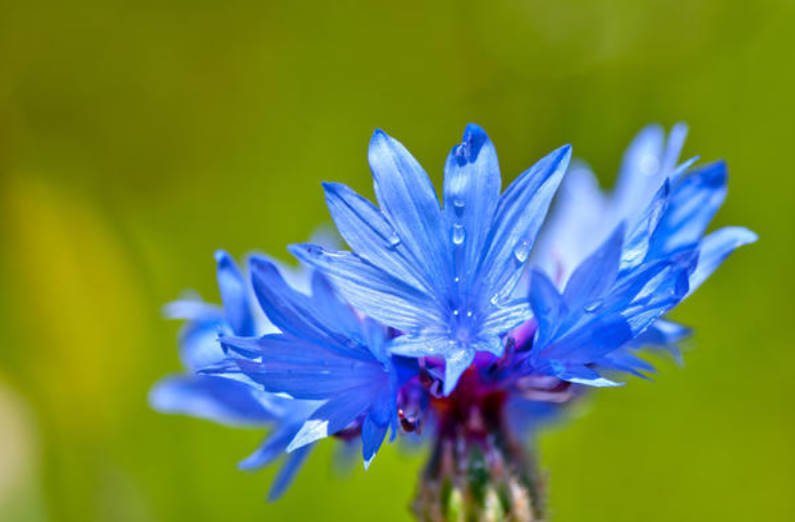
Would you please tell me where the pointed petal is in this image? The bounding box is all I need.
[249,256,334,344]
[443,347,475,395]
[443,124,502,277]
[215,250,256,336]
[651,161,727,254]
[688,226,757,294]
[148,375,275,426]
[287,387,375,451]
[529,270,567,348]
[322,182,427,289]
[563,224,624,312]
[368,129,448,284]
[480,300,533,337]
[268,445,312,501]
[478,145,571,297]
[361,415,389,469]
[289,244,440,331]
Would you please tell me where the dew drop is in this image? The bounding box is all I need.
[452,198,465,217]
[388,233,401,247]
[453,276,461,284]
[451,224,466,245]
[465,310,473,318]
[513,240,530,263]
[452,309,460,317]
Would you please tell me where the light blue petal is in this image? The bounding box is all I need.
[178,318,228,371]
[532,162,609,282]
[322,182,428,290]
[477,145,571,298]
[613,124,666,217]
[443,347,475,395]
[289,244,441,331]
[688,226,757,295]
[443,124,501,282]
[149,375,275,426]
[368,129,448,285]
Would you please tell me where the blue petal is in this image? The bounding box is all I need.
[287,386,377,451]
[532,162,608,281]
[289,244,440,331]
[562,224,624,312]
[215,250,256,336]
[249,256,353,346]
[227,335,383,400]
[178,317,228,372]
[322,182,428,290]
[688,226,757,294]
[443,124,502,281]
[476,145,571,298]
[163,298,223,322]
[613,125,666,216]
[239,424,297,471]
[149,375,275,426]
[268,445,312,501]
[368,129,448,285]
[443,347,475,395]
[650,161,727,254]
[529,270,567,347]
[361,414,389,469]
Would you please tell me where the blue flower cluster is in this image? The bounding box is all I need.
[151,124,754,499]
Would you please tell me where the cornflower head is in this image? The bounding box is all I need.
[151,124,755,520]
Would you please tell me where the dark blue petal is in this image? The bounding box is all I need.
[650,161,727,255]
[149,375,275,426]
[361,414,389,469]
[215,250,256,336]
[288,386,377,451]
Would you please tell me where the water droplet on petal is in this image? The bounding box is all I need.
[452,309,460,317]
[513,240,530,263]
[388,234,401,247]
[451,224,466,246]
[452,198,465,217]
[453,276,460,284]
[465,310,473,318]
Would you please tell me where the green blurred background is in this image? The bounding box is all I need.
[0,0,791,520]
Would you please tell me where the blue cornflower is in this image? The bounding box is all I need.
[152,123,754,515]
[219,256,406,468]
[525,125,757,384]
[150,251,320,500]
[291,125,571,394]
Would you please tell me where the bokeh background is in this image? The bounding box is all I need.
[0,0,792,520]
